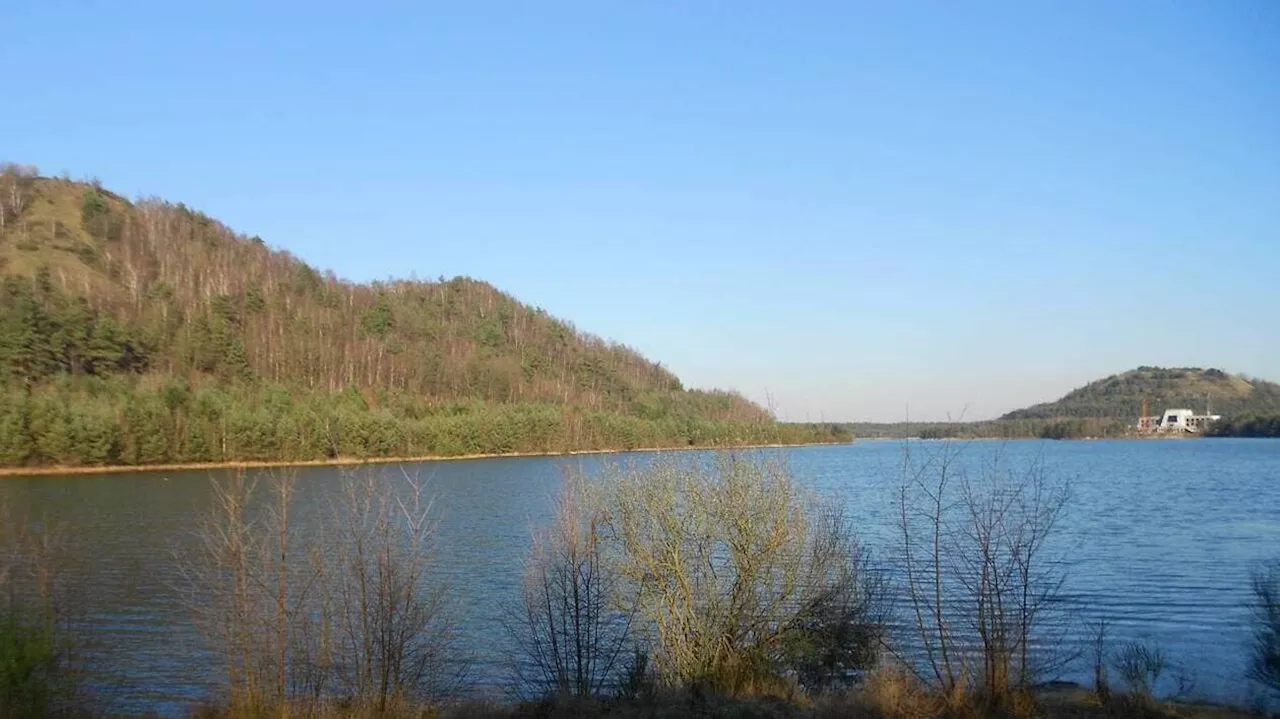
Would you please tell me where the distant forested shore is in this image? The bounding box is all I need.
[844,415,1280,440]
[844,418,1128,440]
[839,366,1280,441]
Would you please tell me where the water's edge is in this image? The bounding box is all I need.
[0,440,845,478]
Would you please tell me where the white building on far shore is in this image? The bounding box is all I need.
[1138,408,1222,433]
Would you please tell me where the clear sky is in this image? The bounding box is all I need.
[3,2,1277,421]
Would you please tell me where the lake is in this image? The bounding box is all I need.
[1,439,1277,715]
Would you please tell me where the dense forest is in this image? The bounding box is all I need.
[0,166,845,468]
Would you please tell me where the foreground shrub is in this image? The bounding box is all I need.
[182,467,458,714]
[505,472,633,699]
[600,452,884,696]
[1116,642,1166,700]
[1252,561,1280,696]
[896,443,1070,706]
[0,503,79,718]
[0,618,59,719]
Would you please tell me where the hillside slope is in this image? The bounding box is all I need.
[0,165,843,467]
[1001,367,1280,421]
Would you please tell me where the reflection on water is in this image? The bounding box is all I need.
[1,439,1276,715]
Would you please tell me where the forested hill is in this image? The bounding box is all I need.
[0,166,845,468]
[839,367,1280,441]
[1001,367,1280,421]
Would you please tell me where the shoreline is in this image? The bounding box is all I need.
[0,441,846,478]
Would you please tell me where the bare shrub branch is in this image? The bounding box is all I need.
[179,469,315,712]
[1116,641,1166,699]
[504,468,633,699]
[318,468,459,710]
[896,442,1070,705]
[1251,560,1280,695]
[181,466,458,714]
[0,498,82,717]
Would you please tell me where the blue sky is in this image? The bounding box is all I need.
[3,2,1277,421]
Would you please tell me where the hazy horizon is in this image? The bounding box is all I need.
[4,2,1277,422]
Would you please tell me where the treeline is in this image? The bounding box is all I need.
[918,418,1129,440]
[846,417,1130,440]
[1206,414,1280,438]
[0,378,846,468]
[854,413,1280,441]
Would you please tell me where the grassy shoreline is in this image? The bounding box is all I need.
[0,439,846,478]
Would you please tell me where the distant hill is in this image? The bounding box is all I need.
[840,367,1280,441]
[0,165,844,468]
[1001,367,1280,421]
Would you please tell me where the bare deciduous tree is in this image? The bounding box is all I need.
[320,468,458,711]
[182,467,458,715]
[897,442,1070,706]
[505,469,633,699]
[0,163,37,234]
[181,469,314,714]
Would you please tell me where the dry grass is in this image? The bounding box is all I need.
[0,174,125,300]
[825,667,941,719]
[190,697,438,719]
[184,682,1269,719]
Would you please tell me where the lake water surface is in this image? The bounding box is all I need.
[1,439,1277,715]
